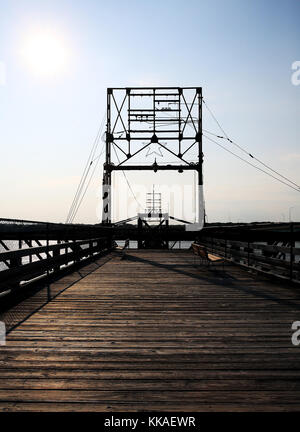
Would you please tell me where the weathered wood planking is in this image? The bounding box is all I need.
[0,249,300,412]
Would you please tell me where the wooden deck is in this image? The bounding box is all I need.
[0,249,300,412]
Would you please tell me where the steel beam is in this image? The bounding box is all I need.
[101,87,203,224]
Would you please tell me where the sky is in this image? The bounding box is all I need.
[0,0,299,224]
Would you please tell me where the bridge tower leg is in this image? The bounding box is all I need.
[197,87,205,228]
[102,171,111,224]
[102,89,112,224]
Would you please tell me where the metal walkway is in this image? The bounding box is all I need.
[0,250,300,411]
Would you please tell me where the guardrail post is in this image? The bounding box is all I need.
[46,222,51,301]
[28,240,33,263]
[73,240,81,267]
[290,223,294,280]
[247,241,250,267]
[138,218,143,249]
[53,240,61,273]
[10,255,22,268]
[10,240,23,268]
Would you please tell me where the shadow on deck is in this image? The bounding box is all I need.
[0,249,300,412]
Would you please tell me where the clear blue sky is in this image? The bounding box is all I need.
[0,0,299,223]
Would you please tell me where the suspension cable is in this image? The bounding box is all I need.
[69,147,105,223]
[203,99,300,190]
[66,114,105,223]
[203,134,300,193]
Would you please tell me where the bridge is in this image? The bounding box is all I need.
[0,87,300,412]
[0,219,299,411]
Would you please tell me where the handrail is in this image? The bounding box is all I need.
[0,233,114,333]
[199,235,300,282]
[0,236,113,293]
[0,217,100,226]
[0,237,106,261]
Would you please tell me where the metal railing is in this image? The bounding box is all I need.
[0,237,111,294]
[0,218,114,332]
[199,230,300,282]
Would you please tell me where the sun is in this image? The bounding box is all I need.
[21,28,70,77]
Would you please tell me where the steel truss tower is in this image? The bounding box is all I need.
[102,87,203,224]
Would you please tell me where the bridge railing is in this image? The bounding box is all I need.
[0,218,113,332]
[0,217,111,240]
[199,223,300,282]
[0,237,111,294]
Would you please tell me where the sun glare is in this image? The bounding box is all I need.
[21,28,70,77]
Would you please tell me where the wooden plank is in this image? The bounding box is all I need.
[1,369,300,380]
[1,402,300,412]
[0,249,300,412]
[1,379,300,392]
[1,360,300,370]
[0,389,300,403]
